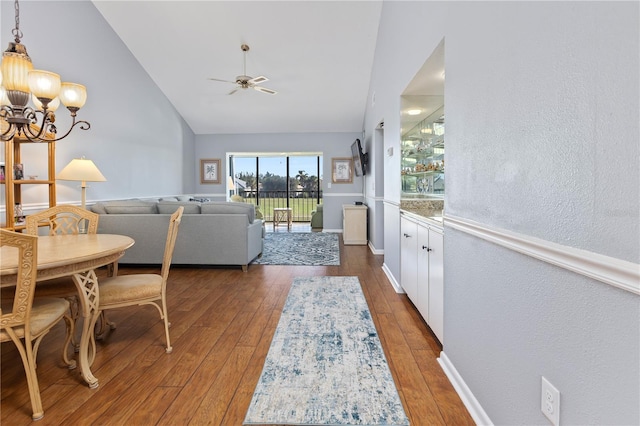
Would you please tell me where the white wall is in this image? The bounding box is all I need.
[0,1,194,208]
[364,126,385,252]
[195,132,364,230]
[365,0,449,289]
[365,1,639,424]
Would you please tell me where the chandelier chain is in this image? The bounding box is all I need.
[12,0,23,43]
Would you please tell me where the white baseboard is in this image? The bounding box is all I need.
[382,263,404,293]
[438,351,493,426]
[368,242,383,255]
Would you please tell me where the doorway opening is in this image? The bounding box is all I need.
[228,153,323,231]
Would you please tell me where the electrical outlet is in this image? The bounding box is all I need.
[541,376,560,426]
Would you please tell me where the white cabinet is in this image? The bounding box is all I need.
[343,204,367,245]
[427,227,443,343]
[416,223,430,321]
[400,217,419,303]
[400,213,444,343]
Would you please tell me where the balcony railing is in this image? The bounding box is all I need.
[237,190,322,222]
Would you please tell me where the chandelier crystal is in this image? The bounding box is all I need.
[0,0,90,142]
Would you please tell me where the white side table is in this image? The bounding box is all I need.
[343,204,367,245]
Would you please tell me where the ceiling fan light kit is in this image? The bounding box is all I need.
[208,44,277,95]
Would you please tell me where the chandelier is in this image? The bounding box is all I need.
[0,0,90,142]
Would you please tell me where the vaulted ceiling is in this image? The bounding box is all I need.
[92,1,383,135]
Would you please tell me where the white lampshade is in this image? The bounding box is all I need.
[57,157,106,182]
[57,157,106,210]
[28,70,61,100]
[59,82,87,109]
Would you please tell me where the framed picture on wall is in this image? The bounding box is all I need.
[331,157,353,183]
[200,158,221,184]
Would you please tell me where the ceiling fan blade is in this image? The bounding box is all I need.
[208,77,236,84]
[254,86,277,95]
[228,88,239,95]
[249,75,269,85]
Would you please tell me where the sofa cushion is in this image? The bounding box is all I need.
[90,203,107,214]
[103,201,158,214]
[157,201,200,214]
[200,201,255,223]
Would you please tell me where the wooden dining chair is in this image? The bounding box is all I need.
[25,204,99,236]
[0,230,75,420]
[96,206,184,354]
[25,205,101,352]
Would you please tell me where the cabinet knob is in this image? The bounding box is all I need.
[422,245,432,251]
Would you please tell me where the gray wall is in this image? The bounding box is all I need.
[365,1,639,424]
[0,1,195,207]
[195,132,364,231]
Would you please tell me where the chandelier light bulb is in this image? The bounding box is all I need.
[59,82,87,110]
[28,70,61,101]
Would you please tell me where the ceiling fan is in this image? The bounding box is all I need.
[208,44,277,95]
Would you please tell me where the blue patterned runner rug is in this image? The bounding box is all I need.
[243,276,410,425]
[253,233,340,266]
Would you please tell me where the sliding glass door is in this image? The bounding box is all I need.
[230,154,322,222]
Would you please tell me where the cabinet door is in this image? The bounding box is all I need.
[343,206,367,245]
[428,228,444,343]
[416,223,430,321]
[400,217,418,304]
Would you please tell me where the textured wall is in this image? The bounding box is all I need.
[366,1,639,424]
[445,2,639,263]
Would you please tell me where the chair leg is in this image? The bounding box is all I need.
[94,311,117,340]
[10,335,45,420]
[162,297,172,354]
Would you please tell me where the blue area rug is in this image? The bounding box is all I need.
[244,276,409,425]
[253,232,340,266]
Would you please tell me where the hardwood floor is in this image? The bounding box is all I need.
[1,234,474,425]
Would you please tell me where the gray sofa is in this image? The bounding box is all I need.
[90,199,263,271]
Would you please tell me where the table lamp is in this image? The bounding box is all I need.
[57,157,107,209]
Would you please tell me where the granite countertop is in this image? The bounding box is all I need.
[400,199,443,218]
[400,199,444,228]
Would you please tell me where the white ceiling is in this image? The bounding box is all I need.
[92,1,383,135]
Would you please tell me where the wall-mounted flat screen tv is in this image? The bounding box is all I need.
[351,139,368,176]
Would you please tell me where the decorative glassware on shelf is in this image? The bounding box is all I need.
[401,104,445,198]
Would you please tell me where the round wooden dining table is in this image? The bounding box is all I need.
[1,233,135,389]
